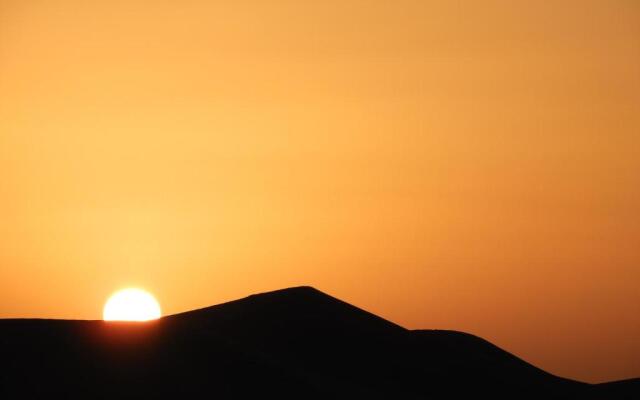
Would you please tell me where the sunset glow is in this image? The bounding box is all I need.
[0,0,638,383]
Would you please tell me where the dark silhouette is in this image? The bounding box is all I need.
[0,286,637,398]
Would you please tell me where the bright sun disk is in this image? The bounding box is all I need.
[103,288,162,321]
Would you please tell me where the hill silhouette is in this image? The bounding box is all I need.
[0,286,637,399]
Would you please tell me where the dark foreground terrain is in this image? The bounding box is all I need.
[1,286,637,399]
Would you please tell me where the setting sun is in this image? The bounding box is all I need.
[103,288,162,321]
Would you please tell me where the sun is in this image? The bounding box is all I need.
[103,288,162,321]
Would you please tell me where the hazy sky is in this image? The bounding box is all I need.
[0,0,638,383]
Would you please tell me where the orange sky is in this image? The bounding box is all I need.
[0,0,638,383]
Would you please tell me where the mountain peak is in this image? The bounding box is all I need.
[168,286,405,336]
[245,285,324,299]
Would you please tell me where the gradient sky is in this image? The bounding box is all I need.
[0,0,638,383]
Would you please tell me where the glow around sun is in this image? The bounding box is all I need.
[103,288,162,321]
